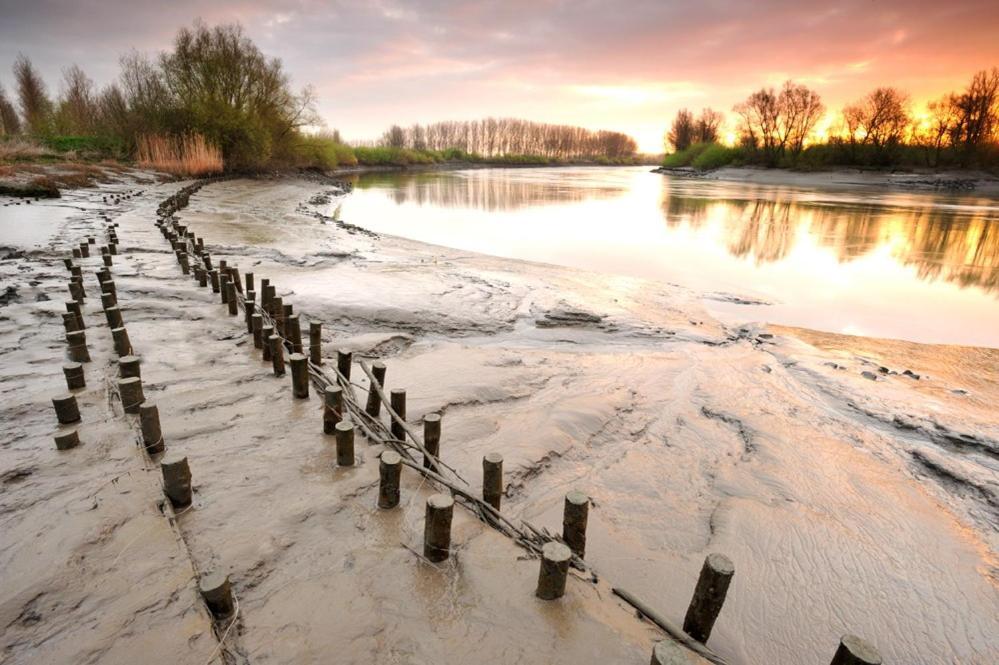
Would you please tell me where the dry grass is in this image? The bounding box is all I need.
[136,133,223,176]
[0,138,56,162]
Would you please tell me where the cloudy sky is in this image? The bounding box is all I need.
[1,0,997,151]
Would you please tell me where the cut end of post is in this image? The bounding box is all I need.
[832,635,882,665]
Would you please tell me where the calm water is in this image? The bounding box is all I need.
[337,166,999,347]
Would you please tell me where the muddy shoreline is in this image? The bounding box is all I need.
[1,174,997,664]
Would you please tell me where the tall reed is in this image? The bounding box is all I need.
[136,133,223,176]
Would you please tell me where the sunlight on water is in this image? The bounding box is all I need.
[338,166,999,347]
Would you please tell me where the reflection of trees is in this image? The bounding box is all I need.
[660,185,999,293]
[349,170,625,212]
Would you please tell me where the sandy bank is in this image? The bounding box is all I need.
[656,165,999,197]
[1,175,997,664]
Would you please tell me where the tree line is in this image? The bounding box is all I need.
[379,119,638,160]
[665,67,999,168]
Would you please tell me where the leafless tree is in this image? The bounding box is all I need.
[778,81,824,155]
[734,88,781,162]
[843,87,911,149]
[950,68,999,156]
[13,54,53,135]
[0,83,21,135]
[694,108,723,144]
[667,109,695,151]
[55,65,96,134]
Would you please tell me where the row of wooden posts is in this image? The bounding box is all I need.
[47,183,882,665]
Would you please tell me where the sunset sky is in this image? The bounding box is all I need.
[1,0,998,152]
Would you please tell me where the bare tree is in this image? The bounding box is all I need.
[55,64,96,134]
[382,124,406,148]
[950,68,999,157]
[667,108,695,151]
[694,108,723,144]
[778,81,824,155]
[843,87,910,149]
[734,88,781,162]
[0,83,21,135]
[13,54,53,135]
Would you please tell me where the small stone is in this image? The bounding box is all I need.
[861,371,878,381]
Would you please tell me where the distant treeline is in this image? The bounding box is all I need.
[377,119,638,161]
[664,69,999,170]
[0,21,643,174]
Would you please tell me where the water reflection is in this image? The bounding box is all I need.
[347,169,627,212]
[660,188,999,293]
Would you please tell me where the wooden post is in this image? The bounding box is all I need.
[66,300,84,329]
[199,572,235,618]
[161,456,192,507]
[269,334,285,376]
[309,321,322,365]
[100,292,117,310]
[105,305,123,329]
[324,386,343,433]
[251,314,263,349]
[68,280,85,303]
[209,269,220,293]
[63,257,73,270]
[260,279,271,308]
[288,314,303,353]
[63,362,85,390]
[261,325,274,361]
[378,451,402,508]
[245,272,254,294]
[290,353,309,398]
[118,376,145,414]
[119,355,141,378]
[225,281,238,315]
[139,403,165,455]
[219,274,230,305]
[423,413,441,469]
[102,254,113,267]
[62,312,80,333]
[178,252,189,274]
[483,453,503,512]
[72,247,81,258]
[111,326,132,357]
[535,542,572,600]
[244,300,256,334]
[66,330,91,363]
[336,349,352,380]
[198,268,207,288]
[682,553,734,644]
[54,429,81,451]
[563,491,589,559]
[79,242,89,258]
[390,389,406,441]
[52,394,81,424]
[230,267,243,294]
[271,296,284,335]
[365,361,386,418]
[335,421,355,466]
[829,635,882,665]
[423,493,454,563]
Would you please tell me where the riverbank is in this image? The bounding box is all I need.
[655,165,999,196]
[1,175,997,664]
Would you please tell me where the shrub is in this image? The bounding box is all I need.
[691,144,741,170]
[662,142,713,167]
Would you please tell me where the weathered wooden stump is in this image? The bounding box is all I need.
[118,376,145,414]
[483,453,504,512]
[230,267,243,294]
[682,553,734,644]
[244,299,256,334]
[63,257,74,270]
[100,292,117,310]
[535,542,572,600]
[378,451,402,508]
[261,325,274,361]
[324,386,343,433]
[562,491,590,558]
[829,635,882,665]
[68,280,85,303]
[288,314,303,353]
[161,456,192,507]
[209,269,220,293]
[63,362,85,390]
[102,254,113,267]
[423,413,441,469]
[54,429,81,451]
[119,355,141,378]
[423,493,454,562]
[309,322,322,365]
[62,312,80,333]
[105,305,123,330]
[290,353,309,398]
[365,361,386,418]
[65,330,91,363]
[269,334,285,376]
[52,394,81,424]
[199,572,234,618]
[650,640,692,665]
[336,349,352,380]
[139,403,165,454]
[245,272,254,294]
[225,281,238,315]
[111,326,132,357]
[251,314,263,349]
[72,247,81,259]
[271,296,284,334]
[65,300,84,329]
[219,274,230,305]
[390,389,407,441]
[79,243,89,258]
[335,421,355,466]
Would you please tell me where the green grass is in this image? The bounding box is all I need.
[691,144,741,170]
[40,135,128,159]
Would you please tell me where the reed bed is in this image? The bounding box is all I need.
[136,133,223,176]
